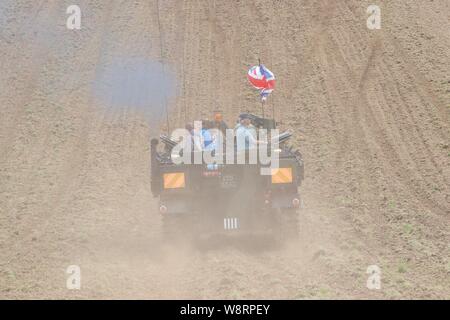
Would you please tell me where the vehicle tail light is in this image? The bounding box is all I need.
[263,190,271,205]
[159,205,167,214]
[202,171,221,177]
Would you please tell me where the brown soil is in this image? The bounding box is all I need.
[0,0,449,299]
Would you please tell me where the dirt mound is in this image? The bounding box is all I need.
[0,0,449,299]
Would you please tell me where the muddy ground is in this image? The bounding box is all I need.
[0,0,449,299]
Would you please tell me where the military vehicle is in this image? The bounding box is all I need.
[150,112,304,243]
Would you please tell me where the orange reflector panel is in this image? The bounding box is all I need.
[163,172,185,189]
[271,167,293,184]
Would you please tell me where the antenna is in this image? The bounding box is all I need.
[260,99,265,118]
[156,0,170,134]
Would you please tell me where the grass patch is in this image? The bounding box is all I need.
[397,264,407,274]
[388,200,396,209]
[402,223,413,234]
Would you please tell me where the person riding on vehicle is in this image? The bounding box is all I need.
[213,110,228,135]
[201,120,216,151]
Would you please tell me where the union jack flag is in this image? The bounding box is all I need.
[247,64,276,102]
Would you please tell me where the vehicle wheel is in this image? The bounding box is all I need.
[274,208,299,243]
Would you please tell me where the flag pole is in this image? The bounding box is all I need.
[272,94,275,121]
